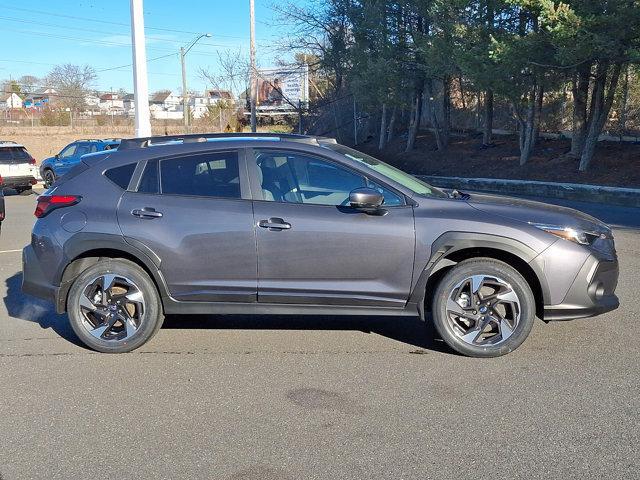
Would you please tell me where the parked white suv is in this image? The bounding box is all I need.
[0,141,38,194]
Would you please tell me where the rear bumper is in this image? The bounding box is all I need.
[543,255,619,321]
[2,175,37,188]
[22,245,60,306]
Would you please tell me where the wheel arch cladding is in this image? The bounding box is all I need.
[414,232,549,320]
[58,247,167,314]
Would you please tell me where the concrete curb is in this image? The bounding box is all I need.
[417,175,640,208]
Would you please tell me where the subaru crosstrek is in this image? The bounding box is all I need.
[40,138,120,187]
[22,133,619,356]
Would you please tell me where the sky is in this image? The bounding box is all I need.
[0,0,307,95]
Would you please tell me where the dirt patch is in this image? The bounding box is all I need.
[358,132,640,188]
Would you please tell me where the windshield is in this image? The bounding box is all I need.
[322,144,447,198]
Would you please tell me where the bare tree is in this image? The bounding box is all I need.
[18,75,40,93]
[46,64,96,111]
[199,50,250,99]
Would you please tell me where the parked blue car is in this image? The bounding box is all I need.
[40,139,120,187]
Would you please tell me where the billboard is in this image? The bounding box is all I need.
[256,65,309,112]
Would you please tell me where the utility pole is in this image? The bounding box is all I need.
[181,47,189,133]
[180,33,211,135]
[249,0,257,132]
[130,0,152,138]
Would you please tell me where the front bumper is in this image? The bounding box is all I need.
[543,255,619,321]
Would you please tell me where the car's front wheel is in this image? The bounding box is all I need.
[43,169,56,188]
[67,259,164,353]
[431,258,536,357]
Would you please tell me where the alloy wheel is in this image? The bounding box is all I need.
[446,274,521,346]
[44,170,55,188]
[78,273,145,342]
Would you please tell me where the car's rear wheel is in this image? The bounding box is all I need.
[67,259,164,353]
[431,258,535,357]
[43,169,56,188]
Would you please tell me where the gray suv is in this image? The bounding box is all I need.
[22,133,619,356]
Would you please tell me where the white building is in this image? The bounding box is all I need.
[0,92,23,110]
[149,90,183,120]
[99,93,125,115]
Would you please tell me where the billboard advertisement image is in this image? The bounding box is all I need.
[257,65,309,112]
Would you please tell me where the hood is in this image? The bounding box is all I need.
[466,192,610,234]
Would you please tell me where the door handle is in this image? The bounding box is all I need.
[131,207,163,219]
[258,217,291,231]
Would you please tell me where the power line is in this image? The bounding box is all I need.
[95,53,176,73]
[0,14,256,49]
[0,3,271,43]
[1,26,231,58]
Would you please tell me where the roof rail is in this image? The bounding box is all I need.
[118,132,323,150]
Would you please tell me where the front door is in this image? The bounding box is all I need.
[250,149,415,307]
[117,150,257,303]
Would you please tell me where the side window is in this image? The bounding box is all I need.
[367,179,404,206]
[138,160,159,194]
[160,151,240,198]
[75,144,91,156]
[59,144,77,159]
[104,163,136,189]
[89,144,99,153]
[256,150,402,207]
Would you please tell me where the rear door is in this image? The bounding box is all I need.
[117,149,257,303]
[250,149,416,307]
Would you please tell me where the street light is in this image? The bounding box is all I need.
[181,33,211,133]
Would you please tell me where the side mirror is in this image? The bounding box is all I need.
[349,187,384,211]
[55,154,59,159]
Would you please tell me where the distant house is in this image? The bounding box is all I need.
[122,93,135,116]
[23,87,57,109]
[85,93,100,107]
[189,90,236,119]
[208,89,235,103]
[150,90,183,119]
[99,93,125,115]
[0,92,23,110]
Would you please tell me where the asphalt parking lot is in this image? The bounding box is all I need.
[1,191,639,480]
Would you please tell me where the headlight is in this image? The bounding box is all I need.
[530,223,607,246]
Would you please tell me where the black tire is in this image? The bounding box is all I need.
[67,258,164,353]
[431,258,536,358]
[43,169,56,188]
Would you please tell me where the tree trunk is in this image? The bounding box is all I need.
[532,84,544,150]
[570,63,591,158]
[441,76,451,149]
[579,62,623,171]
[406,86,424,152]
[387,105,397,143]
[425,79,445,151]
[483,89,494,145]
[619,65,630,139]
[518,83,540,166]
[378,103,387,150]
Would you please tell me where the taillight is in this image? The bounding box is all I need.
[34,195,81,218]
[0,174,3,186]
[29,156,36,165]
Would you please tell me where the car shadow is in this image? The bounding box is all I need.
[5,272,449,354]
[162,313,449,353]
[4,272,84,347]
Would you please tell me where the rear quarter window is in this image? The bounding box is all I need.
[0,147,30,163]
[104,163,136,190]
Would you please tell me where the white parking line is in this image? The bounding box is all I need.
[0,249,22,254]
